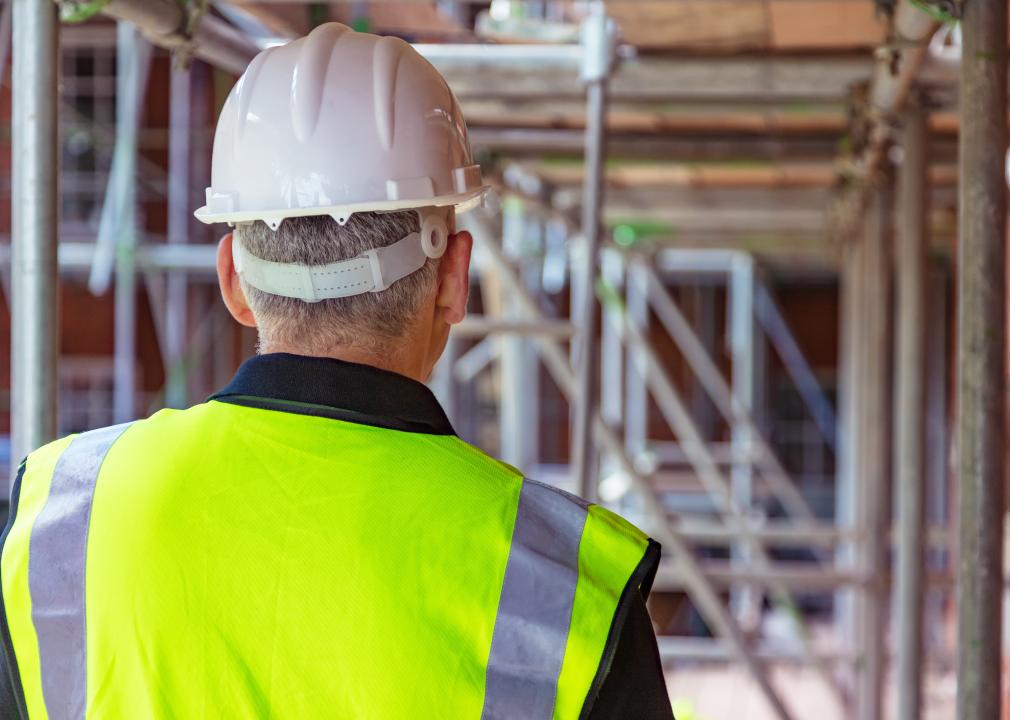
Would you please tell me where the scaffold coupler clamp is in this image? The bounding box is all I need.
[579,7,618,85]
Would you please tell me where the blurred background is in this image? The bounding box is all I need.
[1,1,1002,718]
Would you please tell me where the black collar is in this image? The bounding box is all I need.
[210,353,455,436]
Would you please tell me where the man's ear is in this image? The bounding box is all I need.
[216,233,257,328]
[435,230,473,325]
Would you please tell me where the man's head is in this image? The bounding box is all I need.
[199,22,487,380]
[216,210,472,380]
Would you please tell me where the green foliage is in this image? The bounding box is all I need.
[501,195,525,214]
[308,3,330,29]
[671,698,707,720]
[908,0,960,23]
[611,220,677,248]
[58,0,111,23]
[595,278,626,314]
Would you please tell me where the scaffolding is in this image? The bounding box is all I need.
[5,1,1008,719]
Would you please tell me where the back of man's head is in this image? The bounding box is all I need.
[200,22,484,375]
[234,211,438,356]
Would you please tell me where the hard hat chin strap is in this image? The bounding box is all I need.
[232,208,449,303]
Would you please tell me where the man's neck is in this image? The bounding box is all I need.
[259,343,427,383]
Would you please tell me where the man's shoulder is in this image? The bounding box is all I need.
[20,404,216,475]
[426,433,525,483]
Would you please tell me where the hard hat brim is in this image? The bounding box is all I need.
[194,187,488,227]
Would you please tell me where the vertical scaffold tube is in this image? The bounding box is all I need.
[570,6,612,499]
[956,1,1008,718]
[10,0,59,481]
[894,95,928,720]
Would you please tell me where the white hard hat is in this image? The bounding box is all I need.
[195,22,487,302]
[195,22,486,228]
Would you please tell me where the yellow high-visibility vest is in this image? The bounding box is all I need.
[1,376,657,719]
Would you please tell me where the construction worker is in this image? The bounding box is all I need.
[0,23,671,719]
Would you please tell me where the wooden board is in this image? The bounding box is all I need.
[529,163,839,189]
[462,107,848,136]
[256,3,315,36]
[768,0,887,50]
[434,55,872,104]
[228,0,301,38]
[605,0,886,52]
[332,2,468,39]
[255,2,468,39]
[605,1,770,51]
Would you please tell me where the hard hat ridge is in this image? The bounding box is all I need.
[373,34,407,152]
[290,23,347,143]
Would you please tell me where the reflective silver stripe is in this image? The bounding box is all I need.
[481,479,590,720]
[29,422,133,719]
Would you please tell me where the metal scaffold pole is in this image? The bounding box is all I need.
[500,199,540,473]
[956,0,1008,717]
[570,5,614,499]
[101,0,257,76]
[834,226,861,662]
[165,64,192,409]
[893,94,928,720]
[729,257,762,628]
[111,23,151,425]
[624,261,649,460]
[856,180,893,720]
[10,0,59,479]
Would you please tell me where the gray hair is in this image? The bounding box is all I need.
[233,210,440,355]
